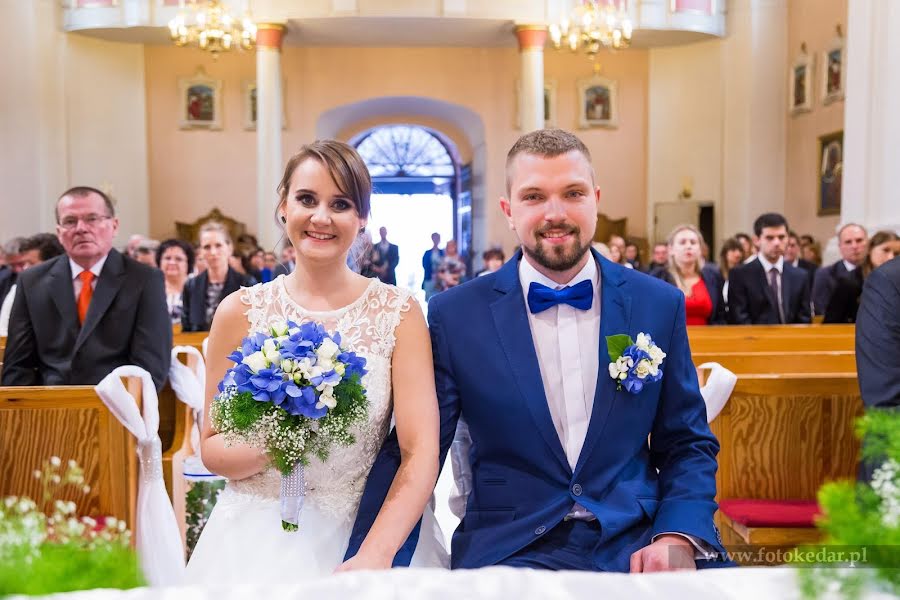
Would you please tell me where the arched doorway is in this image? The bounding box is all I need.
[353,124,469,298]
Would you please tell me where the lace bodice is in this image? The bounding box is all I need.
[221,275,412,521]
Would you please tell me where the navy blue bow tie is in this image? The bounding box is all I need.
[527,280,593,314]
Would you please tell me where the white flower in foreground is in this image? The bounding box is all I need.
[635,333,652,352]
[634,359,651,379]
[317,338,340,361]
[242,350,269,373]
[270,321,289,337]
[648,345,666,366]
[262,339,281,364]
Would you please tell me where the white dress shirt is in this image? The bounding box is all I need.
[70,255,107,301]
[757,254,785,323]
[0,285,16,336]
[519,256,600,519]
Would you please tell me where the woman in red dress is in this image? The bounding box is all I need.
[652,225,725,325]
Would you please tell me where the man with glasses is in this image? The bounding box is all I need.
[1,186,171,390]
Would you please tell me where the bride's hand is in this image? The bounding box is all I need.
[333,552,392,573]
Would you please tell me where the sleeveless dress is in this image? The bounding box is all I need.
[185,276,448,583]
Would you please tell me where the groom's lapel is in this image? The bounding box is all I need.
[490,254,570,474]
[574,252,632,476]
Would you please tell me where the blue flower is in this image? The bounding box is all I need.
[247,367,287,405]
[311,369,341,388]
[338,351,368,380]
[283,384,327,419]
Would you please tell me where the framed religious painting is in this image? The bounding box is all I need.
[576,76,618,129]
[242,80,288,130]
[817,130,843,216]
[821,33,846,105]
[789,50,813,115]
[178,70,222,130]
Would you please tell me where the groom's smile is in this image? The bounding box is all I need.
[502,149,601,284]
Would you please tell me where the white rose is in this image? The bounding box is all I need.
[334,362,346,377]
[634,359,651,379]
[649,345,666,365]
[317,357,335,373]
[242,350,268,373]
[317,338,340,361]
[270,321,289,337]
[315,389,337,410]
[635,333,652,352]
[262,339,281,364]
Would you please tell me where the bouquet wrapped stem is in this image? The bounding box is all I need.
[280,463,307,532]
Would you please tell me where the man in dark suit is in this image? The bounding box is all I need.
[1,187,171,390]
[371,226,400,285]
[727,213,811,324]
[856,253,900,409]
[812,223,867,315]
[0,237,27,306]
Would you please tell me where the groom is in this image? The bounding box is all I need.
[347,129,728,571]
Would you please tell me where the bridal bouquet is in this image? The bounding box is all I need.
[210,319,368,531]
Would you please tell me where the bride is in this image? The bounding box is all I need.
[186,140,445,582]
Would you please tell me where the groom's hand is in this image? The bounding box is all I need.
[629,534,696,573]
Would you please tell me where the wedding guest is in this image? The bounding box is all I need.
[801,240,822,266]
[421,232,444,300]
[608,243,633,268]
[182,222,252,332]
[274,242,296,277]
[624,242,642,270]
[435,239,466,293]
[2,186,170,389]
[652,225,724,325]
[134,239,160,268]
[813,223,868,315]
[371,226,400,285]
[0,233,65,336]
[0,237,27,305]
[477,248,505,277]
[824,230,899,324]
[156,238,194,327]
[646,242,668,272]
[735,232,755,263]
[728,213,811,324]
[591,241,612,260]
[786,230,817,288]
[717,237,745,307]
[124,234,145,259]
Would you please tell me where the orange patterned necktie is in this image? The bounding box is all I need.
[77,270,95,324]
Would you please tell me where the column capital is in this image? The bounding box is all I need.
[256,23,287,50]
[514,25,547,51]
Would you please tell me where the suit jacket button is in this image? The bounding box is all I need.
[572,483,583,496]
[534,526,546,535]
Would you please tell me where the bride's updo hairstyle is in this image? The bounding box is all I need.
[275,140,372,222]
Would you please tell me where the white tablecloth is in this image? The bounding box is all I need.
[29,566,893,600]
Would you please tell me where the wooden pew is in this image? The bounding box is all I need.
[0,381,141,529]
[693,351,856,374]
[690,335,854,353]
[708,373,863,562]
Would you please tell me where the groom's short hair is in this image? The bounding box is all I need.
[505,129,593,195]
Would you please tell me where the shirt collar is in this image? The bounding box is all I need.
[519,253,599,295]
[842,259,857,272]
[70,254,109,280]
[757,253,784,273]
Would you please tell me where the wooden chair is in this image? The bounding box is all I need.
[709,373,863,563]
[175,208,247,245]
[0,380,142,529]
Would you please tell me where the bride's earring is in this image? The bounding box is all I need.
[280,215,287,224]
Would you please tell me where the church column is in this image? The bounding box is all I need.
[720,0,787,239]
[515,25,547,133]
[256,23,286,250]
[841,0,900,234]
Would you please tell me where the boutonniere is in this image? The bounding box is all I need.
[607,332,666,393]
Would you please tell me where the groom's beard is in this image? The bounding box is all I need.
[524,223,590,273]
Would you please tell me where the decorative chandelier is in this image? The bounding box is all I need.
[168,0,257,58]
[548,0,633,59]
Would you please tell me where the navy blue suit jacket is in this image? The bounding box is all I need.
[346,250,726,570]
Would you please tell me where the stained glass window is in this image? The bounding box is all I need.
[355,125,455,178]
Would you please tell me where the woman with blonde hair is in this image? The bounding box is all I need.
[652,224,725,325]
[181,221,253,332]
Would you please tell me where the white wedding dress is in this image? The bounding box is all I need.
[185,276,449,584]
